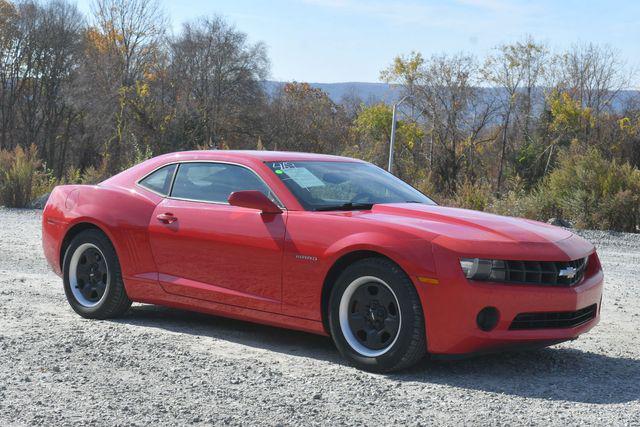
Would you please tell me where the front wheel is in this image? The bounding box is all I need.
[63,229,131,319]
[328,258,426,372]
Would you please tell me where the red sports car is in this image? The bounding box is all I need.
[42,151,603,372]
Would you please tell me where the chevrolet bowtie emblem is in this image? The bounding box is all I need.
[559,266,577,279]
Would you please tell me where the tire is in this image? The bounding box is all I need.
[328,257,426,372]
[62,229,131,319]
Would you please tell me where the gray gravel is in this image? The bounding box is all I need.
[0,207,639,426]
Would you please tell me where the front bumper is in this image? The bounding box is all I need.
[415,243,604,356]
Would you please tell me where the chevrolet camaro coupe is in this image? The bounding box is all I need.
[42,151,604,372]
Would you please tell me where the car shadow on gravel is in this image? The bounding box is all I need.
[398,348,640,404]
[116,304,343,363]
[117,304,639,405]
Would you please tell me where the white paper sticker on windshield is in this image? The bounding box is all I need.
[272,162,296,170]
[284,167,325,188]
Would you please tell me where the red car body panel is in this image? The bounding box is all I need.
[42,150,604,355]
[148,198,286,312]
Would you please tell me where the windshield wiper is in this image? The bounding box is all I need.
[314,202,375,211]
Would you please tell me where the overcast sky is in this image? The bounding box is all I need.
[74,0,640,87]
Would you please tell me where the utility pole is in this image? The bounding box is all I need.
[388,95,410,174]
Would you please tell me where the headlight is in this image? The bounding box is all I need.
[459,258,506,281]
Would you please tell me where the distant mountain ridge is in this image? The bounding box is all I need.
[264,81,639,111]
[264,81,399,104]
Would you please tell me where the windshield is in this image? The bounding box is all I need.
[266,161,435,211]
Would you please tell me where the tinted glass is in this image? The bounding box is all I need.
[266,161,435,211]
[171,162,272,203]
[139,164,176,195]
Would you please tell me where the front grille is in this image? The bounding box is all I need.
[509,304,597,330]
[490,257,588,286]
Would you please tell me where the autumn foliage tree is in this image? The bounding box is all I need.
[80,0,166,173]
[263,82,349,153]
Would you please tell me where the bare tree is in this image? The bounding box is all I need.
[264,82,349,154]
[168,16,268,149]
[26,0,83,175]
[0,0,24,150]
[79,0,166,172]
[397,54,498,194]
[91,0,165,86]
[0,0,83,176]
[483,37,549,193]
[558,42,631,145]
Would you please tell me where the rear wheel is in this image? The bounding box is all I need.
[63,229,131,319]
[328,257,426,372]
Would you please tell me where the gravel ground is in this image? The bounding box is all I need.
[0,207,639,426]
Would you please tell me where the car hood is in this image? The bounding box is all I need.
[360,203,572,243]
[343,203,593,260]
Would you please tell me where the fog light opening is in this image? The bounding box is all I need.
[477,307,499,332]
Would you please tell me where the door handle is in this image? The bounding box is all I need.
[156,213,178,224]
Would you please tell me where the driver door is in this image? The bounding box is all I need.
[147,162,287,313]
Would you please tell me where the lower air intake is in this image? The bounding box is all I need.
[509,304,597,330]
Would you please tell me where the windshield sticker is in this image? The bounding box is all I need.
[272,162,296,170]
[275,169,284,174]
[283,167,325,188]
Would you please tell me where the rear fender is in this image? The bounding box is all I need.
[42,185,84,275]
[43,184,161,290]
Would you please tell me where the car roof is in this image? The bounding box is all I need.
[100,150,366,197]
[160,150,364,163]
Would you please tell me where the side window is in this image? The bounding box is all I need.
[170,162,272,204]
[139,164,176,195]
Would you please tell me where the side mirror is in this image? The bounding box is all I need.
[228,191,282,214]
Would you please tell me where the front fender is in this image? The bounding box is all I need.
[322,232,438,279]
[281,211,441,322]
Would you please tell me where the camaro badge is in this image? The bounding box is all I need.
[559,266,577,279]
[295,254,318,262]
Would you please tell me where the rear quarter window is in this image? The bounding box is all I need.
[138,164,177,195]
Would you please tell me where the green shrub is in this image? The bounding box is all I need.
[449,179,494,211]
[0,145,55,208]
[489,147,640,232]
[544,148,640,231]
[63,166,83,184]
[596,189,640,232]
[80,160,110,185]
[412,171,438,201]
[432,148,640,233]
[490,179,559,221]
